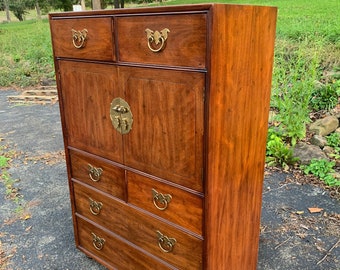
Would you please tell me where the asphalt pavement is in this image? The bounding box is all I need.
[0,89,339,270]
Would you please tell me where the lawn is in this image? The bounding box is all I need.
[0,0,339,177]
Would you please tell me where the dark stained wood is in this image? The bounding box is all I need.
[74,180,203,269]
[205,4,277,269]
[50,17,114,61]
[121,66,204,192]
[127,171,203,235]
[69,149,126,200]
[116,14,207,68]
[76,216,176,270]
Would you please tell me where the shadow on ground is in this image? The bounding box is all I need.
[0,89,339,269]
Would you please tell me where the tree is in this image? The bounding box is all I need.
[8,0,34,21]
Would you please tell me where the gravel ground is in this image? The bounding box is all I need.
[0,89,339,270]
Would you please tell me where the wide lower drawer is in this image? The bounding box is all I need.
[50,17,115,61]
[69,150,125,200]
[76,216,175,270]
[127,172,203,235]
[73,181,203,269]
[116,13,207,68]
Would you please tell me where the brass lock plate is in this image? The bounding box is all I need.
[110,97,133,134]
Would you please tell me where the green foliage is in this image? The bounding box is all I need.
[0,19,54,87]
[326,133,340,160]
[302,159,340,187]
[266,128,298,169]
[271,41,320,145]
[310,82,340,111]
[0,155,10,168]
[8,0,34,21]
[326,133,340,149]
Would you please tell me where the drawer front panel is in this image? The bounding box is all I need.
[127,172,203,235]
[50,17,114,61]
[73,181,203,269]
[76,217,174,270]
[70,150,125,200]
[117,13,207,68]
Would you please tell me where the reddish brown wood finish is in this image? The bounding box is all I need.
[127,171,203,235]
[121,66,204,192]
[205,5,277,269]
[74,180,203,269]
[117,14,207,68]
[76,217,176,270]
[69,149,126,200]
[58,61,123,163]
[50,17,114,61]
[50,4,277,270]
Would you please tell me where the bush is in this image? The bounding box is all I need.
[302,159,340,186]
[310,82,340,111]
[266,128,298,170]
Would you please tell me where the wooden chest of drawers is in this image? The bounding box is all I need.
[49,4,277,269]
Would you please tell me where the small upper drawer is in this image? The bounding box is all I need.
[127,172,203,235]
[117,13,207,68]
[69,150,125,200]
[50,17,114,61]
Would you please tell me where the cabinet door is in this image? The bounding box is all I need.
[58,61,123,163]
[120,67,204,192]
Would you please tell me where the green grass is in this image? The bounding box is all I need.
[0,18,54,87]
[0,0,339,88]
[0,1,339,155]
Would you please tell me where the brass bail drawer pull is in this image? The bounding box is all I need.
[89,197,103,215]
[91,232,105,250]
[145,28,170,52]
[72,29,88,49]
[152,188,172,211]
[156,230,176,253]
[88,164,103,182]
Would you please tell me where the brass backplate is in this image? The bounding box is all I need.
[110,97,133,134]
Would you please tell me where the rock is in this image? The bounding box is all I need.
[335,127,340,134]
[309,116,339,136]
[310,135,327,147]
[268,110,277,123]
[293,142,328,165]
[323,146,334,156]
[332,172,340,180]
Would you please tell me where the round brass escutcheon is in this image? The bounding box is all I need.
[110,97,133,134]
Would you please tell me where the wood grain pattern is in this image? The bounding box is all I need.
[58,61,123,163]
[76,216,176,270]
[50,17,114,61]
[121,66,204,192]
[205,4,277,269]
[50,4,277,269]
[127,171,203,235]
[74,180,203,269]
[69,149,126,200]
[117,14,207,68]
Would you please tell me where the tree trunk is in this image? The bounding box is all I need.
[114,0,119,9]
[35,2,41,20]
[92,0,101,10]
[4,0,11,22]
[81,0,86,10]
